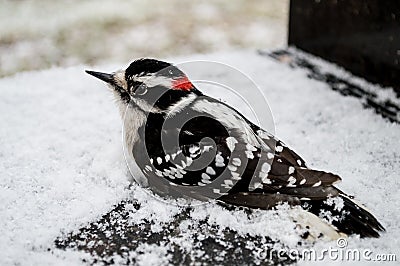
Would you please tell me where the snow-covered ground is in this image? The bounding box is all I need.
[0,50,399,265]
[0,0,288,77]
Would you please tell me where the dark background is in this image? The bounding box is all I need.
[289,0,400,94]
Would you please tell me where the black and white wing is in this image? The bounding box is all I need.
[221,126,384,238]
[131,96,384,237]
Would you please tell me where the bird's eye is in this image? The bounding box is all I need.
[134,84,148,95]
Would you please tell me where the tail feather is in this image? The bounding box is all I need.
[302,194,385,238]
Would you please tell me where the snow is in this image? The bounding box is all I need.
[0,0,288,77]
[1,50,399,265]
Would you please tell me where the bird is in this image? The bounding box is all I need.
[86,58,385,240]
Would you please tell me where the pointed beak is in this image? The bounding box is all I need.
[85,70,115,85]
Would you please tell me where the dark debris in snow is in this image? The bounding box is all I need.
[262,49,400,124]
[55,200,295,265]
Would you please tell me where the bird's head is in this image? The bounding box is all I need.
[86,58,201,114]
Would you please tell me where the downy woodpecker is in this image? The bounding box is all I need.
[86,58,384,239]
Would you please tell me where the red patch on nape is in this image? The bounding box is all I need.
[172,76,193,91]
